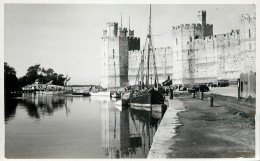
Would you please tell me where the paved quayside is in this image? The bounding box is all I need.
[148,93,255,158]
[148,96,185,158]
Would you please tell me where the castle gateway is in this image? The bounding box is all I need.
[101,11,255,88]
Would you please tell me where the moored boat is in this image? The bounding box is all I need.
[115,99,128,106]
[72,89,84,96]
[63,89,73,96]
[83,92,91,97]
[114,100,128,111]
[111,92,121,98]
[90,91,110,97]
[129,5,165,110]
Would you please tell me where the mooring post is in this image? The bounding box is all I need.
[200,91,204,100]
[208,96,213,107]
[170,88,173,99]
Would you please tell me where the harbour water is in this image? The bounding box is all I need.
[5,93,163,158]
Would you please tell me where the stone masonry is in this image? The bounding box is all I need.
[171,11,256,85]
[100,22,140,88]
[101,10,256,88]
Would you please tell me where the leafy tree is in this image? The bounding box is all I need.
[4,62,19,94]
[19,64,66,87]
[26,64,41,84]
[18,76,28,88]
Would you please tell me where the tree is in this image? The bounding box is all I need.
[18,76,28,88]
[26,64,41,84]
[20,64,66,87]
[4,62,19,94]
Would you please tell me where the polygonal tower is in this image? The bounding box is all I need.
[239,13,256,73]
[172,10,213,85]
[101,22,140,88]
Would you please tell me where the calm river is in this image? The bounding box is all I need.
[5,93,163,158]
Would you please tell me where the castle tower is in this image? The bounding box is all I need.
[101,22,140,88]
[197,10,206,26]
[240,14,256,73]
[172,10,213,85]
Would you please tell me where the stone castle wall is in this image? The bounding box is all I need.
[101,11,256,88]
[171,12,256,85]
[128,47,173,85]
[240,14,256,74]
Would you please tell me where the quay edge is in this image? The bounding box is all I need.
[148,96,185,158]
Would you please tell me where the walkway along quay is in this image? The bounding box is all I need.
[148,93,255,158]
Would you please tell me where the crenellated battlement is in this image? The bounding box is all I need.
[240,14,256,23]
[129,46,172,55]
[103,22,119,37]
[128,37,140,51]
[127,37,140,41]
[172,23,213,31]
[189,29,240,44]
[153,46,172,51]
[128,30,134,37]
[107,22,118,26]
[119,27,128,37]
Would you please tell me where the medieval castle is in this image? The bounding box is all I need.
[100,10,256,88]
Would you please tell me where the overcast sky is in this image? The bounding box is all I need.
[4,4,255,85]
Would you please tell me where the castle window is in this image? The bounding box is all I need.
[113,54,114,58]
[114,62,115,66]
[249,29,251,38]
[113,49,115,53]
[176,38,178,45]
[194,36,199,39]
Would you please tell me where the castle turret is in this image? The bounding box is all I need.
[103,22,118,37]
[172,10,213,85]
[240,14,256,73]
[198,10,206,26]
[101,21,140,88]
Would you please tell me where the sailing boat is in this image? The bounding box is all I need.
[111,52,121,98]
[129,5,165,110]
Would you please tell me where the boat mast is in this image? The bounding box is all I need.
[146,4,152,86]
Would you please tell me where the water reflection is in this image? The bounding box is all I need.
[101,103,162,158]
[5,94,165,158]
[5,98,18,121]
[5,93,72,121]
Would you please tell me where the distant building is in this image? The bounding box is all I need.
[100,10,256,88]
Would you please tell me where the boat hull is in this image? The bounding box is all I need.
[115,99,128,106]
[72,93,83,96]
[129,89,165,111]
[90,91,110,97]
[111,93,121,98]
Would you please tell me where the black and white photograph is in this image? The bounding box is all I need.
[1,1,259,160]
